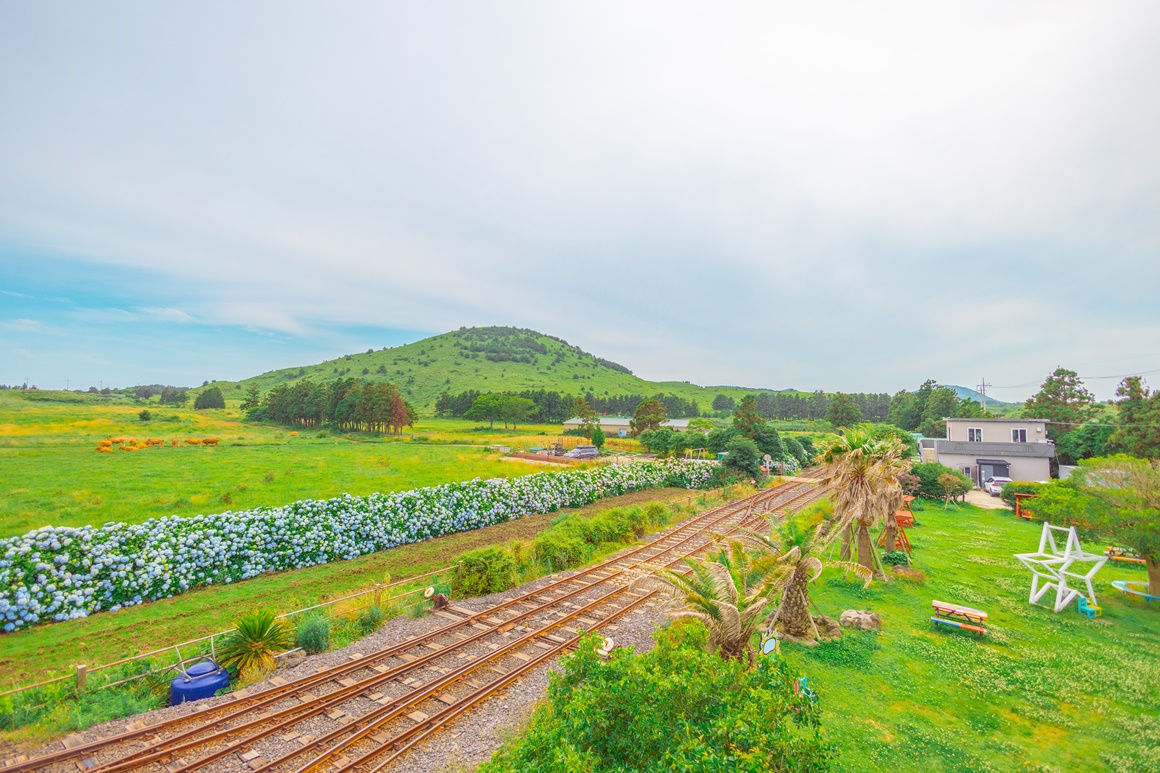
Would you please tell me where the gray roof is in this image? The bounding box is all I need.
[934,439,1055,458]
[563,417,690,428]
[942,417,1047,423]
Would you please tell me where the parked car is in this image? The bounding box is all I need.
[983,476,1013,496]
[563,445,600,459]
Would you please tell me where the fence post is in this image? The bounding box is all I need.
[75,664,87,692]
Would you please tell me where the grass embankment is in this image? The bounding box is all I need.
[783,502,1160,773]
[0,487,720,688]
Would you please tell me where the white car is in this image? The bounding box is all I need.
[983,476,1013,496]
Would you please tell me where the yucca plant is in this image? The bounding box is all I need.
[734,514,870,644]
[217,609,294,679]
[640,541,790,665]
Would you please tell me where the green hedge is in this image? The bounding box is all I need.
[998,481,1051,510]
[909,462,973,499]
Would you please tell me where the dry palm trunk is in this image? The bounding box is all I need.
[855,522,880,578]
[1147,557,1160,597]
[776,564,818,642]
[840,524,854,560]
[881,512,898,553]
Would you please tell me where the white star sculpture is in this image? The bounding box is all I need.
[1015,522,1107,613]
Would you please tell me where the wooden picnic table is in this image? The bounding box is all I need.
[931,600,988,637]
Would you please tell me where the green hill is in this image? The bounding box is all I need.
[208,326,775,414]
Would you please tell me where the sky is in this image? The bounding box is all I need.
[2,2,1158,401]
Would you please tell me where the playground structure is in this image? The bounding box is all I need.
[1111,580,1160,603]
[1015,523,1107,612]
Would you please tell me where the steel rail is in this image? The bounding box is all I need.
[14,483,798,773]
[328,484,832,773]
[269,484,828,773]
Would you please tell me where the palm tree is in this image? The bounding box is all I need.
[641,541,789,664]
[217,609,294,680]
[736,515,870,644]
[818,426,908,578]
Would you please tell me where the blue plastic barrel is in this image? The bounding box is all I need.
[169,659,230,706]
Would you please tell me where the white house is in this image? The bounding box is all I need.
[562,417,690,437]
[926,418,1054,485]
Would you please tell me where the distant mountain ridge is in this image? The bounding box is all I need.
[216,326,805,413]
[945,384,1013,407]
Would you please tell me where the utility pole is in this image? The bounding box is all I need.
[977,377,992,413]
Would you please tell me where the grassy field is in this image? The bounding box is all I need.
[0,390,629,537]
[0,487,718,689]
[780,502,1160,773]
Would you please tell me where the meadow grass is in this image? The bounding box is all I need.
[782,502,1160,773]
[0,391,616,536]
[0,487,711,687]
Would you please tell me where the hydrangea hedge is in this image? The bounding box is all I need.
[1,460,714,632]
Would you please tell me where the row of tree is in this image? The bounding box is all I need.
[712,391,892,422]
[435,389,701,421]
[886,379,986,437]
[246,378,416,433]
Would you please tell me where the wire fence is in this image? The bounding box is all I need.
[0,564,457,700]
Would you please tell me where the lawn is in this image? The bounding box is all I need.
[782,502,1160,773]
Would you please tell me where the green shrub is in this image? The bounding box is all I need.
[998,481,1050,509]
[881,550,910,566]
[479,621,833,772]
[910,462,973,499]
[296,614,331,654]
[357,605,387,634]
[452,546,518,597]
[531,530,591,572]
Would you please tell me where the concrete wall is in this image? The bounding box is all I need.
[936,452,1051,483]
[945,419,1049,444]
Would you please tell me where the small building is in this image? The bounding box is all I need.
[927,418,1054,485]
[562,417,691,437]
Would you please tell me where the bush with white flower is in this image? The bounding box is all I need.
[0,460,714,632]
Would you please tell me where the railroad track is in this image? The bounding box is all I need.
[12,474,828,773]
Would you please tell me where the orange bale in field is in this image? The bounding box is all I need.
[289,431,299,436]
[185,438,202,446]
[202,437,220,446]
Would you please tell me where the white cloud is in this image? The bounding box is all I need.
[0,2,1158,398]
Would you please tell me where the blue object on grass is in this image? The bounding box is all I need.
[169,659,230,706]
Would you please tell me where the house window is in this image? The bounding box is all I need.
[1012,428,1028,443]
[968,427,983,442]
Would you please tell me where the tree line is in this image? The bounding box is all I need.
[248,378,416,433]
[712,391,891,422]
[435,389,702,422]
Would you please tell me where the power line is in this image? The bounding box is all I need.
[993,368,1160,390]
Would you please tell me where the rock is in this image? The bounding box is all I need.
[814,615,843,641]
[840,610,882,631]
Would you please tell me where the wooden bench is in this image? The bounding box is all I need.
[931,600,988,637]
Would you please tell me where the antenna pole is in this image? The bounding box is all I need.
[977,377,992,413]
